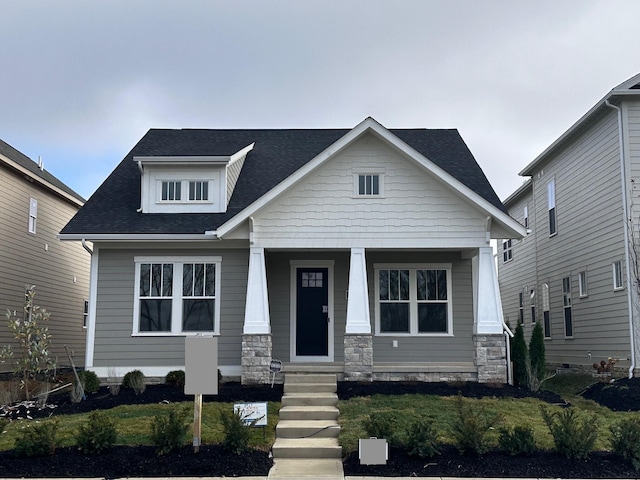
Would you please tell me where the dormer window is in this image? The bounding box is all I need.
[135,143,253,214]
[189,181,208,201]
[158,180,210,204]
[161,181,182,201]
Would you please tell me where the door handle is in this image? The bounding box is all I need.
[327,317,330,324]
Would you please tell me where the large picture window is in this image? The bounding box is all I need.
[134,256,221,335]
[376,264,452,335]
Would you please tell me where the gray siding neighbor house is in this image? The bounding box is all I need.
[0,140,89,368]
[60,117,525,384]
[498,72,640,377]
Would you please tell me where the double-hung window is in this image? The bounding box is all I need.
[548,179,556,236]
[28,198,38,234]
[542,283,551,338]
[613,261,624,290]
[502,239,513,263]
[133,256,221,335]
[562,276,573,337]
[578,271,588,297]
[518,292,524,326]
[376,264,452,335]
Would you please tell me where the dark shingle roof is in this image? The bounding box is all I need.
[0,139,85,203]
[61,127,505,235]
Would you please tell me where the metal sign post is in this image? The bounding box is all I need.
[269,358,282,387]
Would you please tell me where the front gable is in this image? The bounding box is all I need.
[250,132,489,248]
[218,118,525,247]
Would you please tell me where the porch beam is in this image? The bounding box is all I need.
[243,247,271,334]
[473,246,504,334]
[345,247,371,334]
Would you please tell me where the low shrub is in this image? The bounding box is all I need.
[540,406,597,460]
[611,418,640,471]
[363,411,398,445]
[406,416,440,458]
[78,370,100,394]
[122,370,146,395]
[498,425,536,455]
[451,393,498,455]
[165,370,185,388]
[77,411,118,454]
[220,408,254,454]
[150,409,189,456]
[15,420,59,457]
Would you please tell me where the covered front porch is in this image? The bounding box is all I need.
[240,246,508,384]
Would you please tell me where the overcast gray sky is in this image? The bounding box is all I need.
[2,1,639,201]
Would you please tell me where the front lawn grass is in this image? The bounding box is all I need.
[0,401,280,451]
[338,377,640,456]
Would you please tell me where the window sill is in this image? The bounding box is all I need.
[351,195,386,200]
[613,287,625,292]
[132,332,219,337]
[376,332,453,337]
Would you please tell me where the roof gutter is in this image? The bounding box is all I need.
[605,99,636,379]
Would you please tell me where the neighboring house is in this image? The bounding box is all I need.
[499,72,640,377]
[0,139,89,369]
[60,117,524,384]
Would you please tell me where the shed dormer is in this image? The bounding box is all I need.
[135,143,253,213]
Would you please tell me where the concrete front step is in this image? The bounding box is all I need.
[284,373,337,384]
[283,382,337,394]
[281,392,338,407]
[268,458,344,479]
[276,419,340,439]
[278,405,339,421]
[272,437,342,459]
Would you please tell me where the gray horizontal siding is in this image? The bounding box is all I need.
[500,108,633,367]
[0,164,89,367]
[92,247,248,368]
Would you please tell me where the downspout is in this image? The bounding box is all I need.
[606,99,636,378]
[81,239,93,255]
[137,161,144,213]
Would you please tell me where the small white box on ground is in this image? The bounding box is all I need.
[359,437,388,465]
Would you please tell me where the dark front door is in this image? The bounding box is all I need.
[296,267,329,356]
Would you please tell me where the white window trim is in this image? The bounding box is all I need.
[562,276,573,338]
[353,171,385,198]
[157,179,213,204]
[613,261,624,291]
[547,179,557,237]
[523,205,529,229]
[132,255,222,336]
[28,197,37,234]
[374,263,453,337]
[502,239,513,263]
[578,271,588,298]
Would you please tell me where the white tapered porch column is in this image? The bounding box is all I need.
[472,246,507,383]
[344,247,373,381]
[242,247,272,384]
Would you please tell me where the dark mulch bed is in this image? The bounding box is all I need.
[580,376,640,411]
[344,445,639,478]
[0,445,271,478]
[338,379,566,404]
[2,376,640,478]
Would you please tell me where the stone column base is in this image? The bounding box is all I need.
[473,333,507,384]
[344,334,373,382]
[241,334,272,385]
